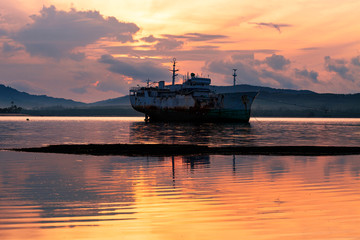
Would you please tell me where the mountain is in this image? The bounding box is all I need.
[252,89,360,117]
[0,84,139,116]
[213,84,316,95]
[1,83,359,117]
[88,95,130,106]
[0,84,85,109]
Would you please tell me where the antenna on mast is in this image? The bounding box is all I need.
[171,58,179,85]
[232,69,237,86]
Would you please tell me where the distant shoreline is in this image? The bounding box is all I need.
[0,113,29,116]
[1,114,360,118]
[8,144,360,156]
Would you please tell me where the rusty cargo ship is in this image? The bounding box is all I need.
[129,59,258,122]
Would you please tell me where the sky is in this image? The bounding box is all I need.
[0,0,360,102]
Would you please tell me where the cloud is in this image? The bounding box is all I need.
[351,56,360,67]
[193,45,219,50]
[0,55,136,102]
[0,29,7,36]
[294,68,319,83]
[154,38,183,51]
[162,33,228,42]
[96,79,130,93]
[260,69,298,89]
[299,47,320,51]
[98,54,169,81]
[69,52,86,62]
[70,86,88,94]
[203,56,264,86]
[2,41,23,54]
[105,42,276,62]
[141,35,157,43]
[264,54,291,70]
[12,5,139,59]
[204,54,302,89]
[140,33,226,51]
[324,56,354,82]
[141,35,184,51]
[139,32,227,52]
[71,70,91,80]
[232,54,255,61]
[7,80,46,95]
[249,22,293,33]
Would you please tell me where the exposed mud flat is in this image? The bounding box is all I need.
[9,144,360,156]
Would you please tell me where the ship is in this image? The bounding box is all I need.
[129,59,258,122]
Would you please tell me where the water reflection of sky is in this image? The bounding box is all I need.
[1,151,360,239]
[129,121,254,146]
[129,118,360,146]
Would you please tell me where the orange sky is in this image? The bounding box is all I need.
[0,0,359,102]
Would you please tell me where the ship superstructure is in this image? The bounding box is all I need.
[129,59,258,122]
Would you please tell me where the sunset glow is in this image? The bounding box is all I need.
[0,0,359,102]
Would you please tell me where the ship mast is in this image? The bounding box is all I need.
[233,69,237,86]
[171,58,179,85]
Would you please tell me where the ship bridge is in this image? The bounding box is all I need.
[184,73,211,86]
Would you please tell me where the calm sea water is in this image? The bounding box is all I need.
[1,151,360,240]
[1,117,360,239]
[0,116,359,148]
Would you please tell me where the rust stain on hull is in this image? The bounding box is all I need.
[132,92,256,122]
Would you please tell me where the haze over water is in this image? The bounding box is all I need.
[1,117,360,239]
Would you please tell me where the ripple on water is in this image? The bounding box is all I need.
[1,145,360,239]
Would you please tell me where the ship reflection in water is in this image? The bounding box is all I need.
[129,121,253,146]
[1,151,360,239]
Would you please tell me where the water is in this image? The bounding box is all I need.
[1,117,360,239]
[0,116,359,148]
[1,152,360,239]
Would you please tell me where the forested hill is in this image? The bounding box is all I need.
[252,90,360,117]
[0,84,85,108]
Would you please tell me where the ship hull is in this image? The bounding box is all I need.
[130,91,258,122]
